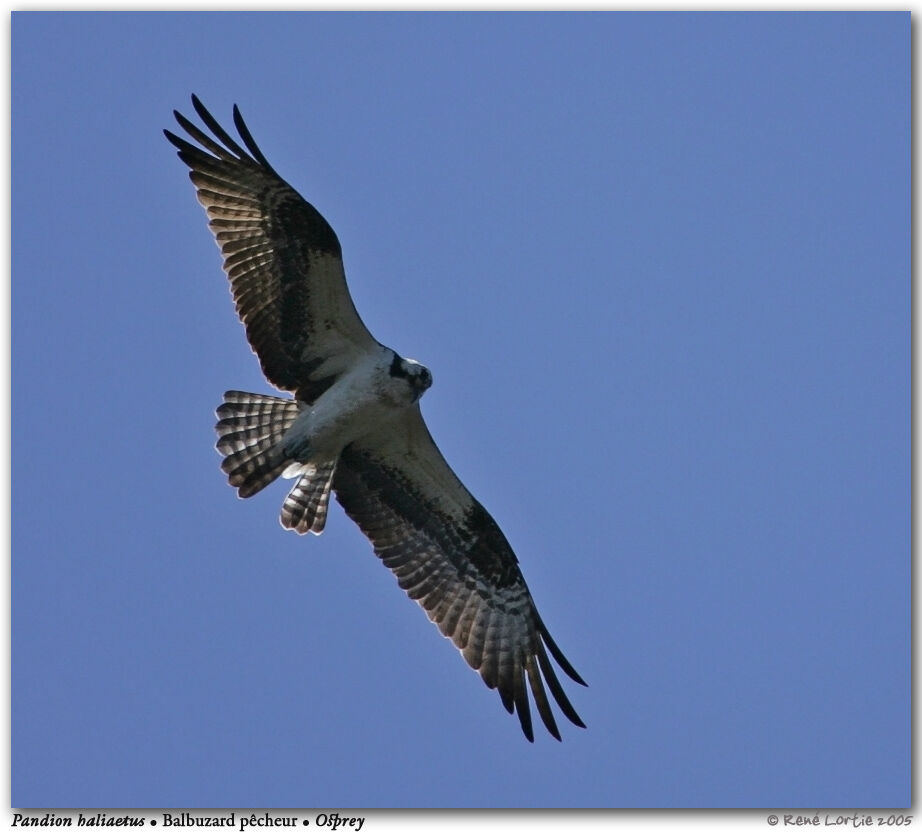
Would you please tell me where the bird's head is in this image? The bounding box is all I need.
[390,353,433,402]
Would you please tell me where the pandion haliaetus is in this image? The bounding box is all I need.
[164,96,586,741]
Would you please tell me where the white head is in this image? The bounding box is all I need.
[389,352,433,402]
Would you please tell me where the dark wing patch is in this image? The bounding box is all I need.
[332,408,586,741]
[165,96,377,401]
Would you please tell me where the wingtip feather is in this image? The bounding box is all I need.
[163,128,184,149]
[232,102,277,173]
[534,608,586,686]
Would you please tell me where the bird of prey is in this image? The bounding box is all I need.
[164,96,586,741]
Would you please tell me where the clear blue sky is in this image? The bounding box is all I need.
[12,12,908,808]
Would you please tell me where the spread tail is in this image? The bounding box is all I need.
[215,391,301,498]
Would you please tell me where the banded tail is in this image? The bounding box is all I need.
[214,391,337,535]
[280,460,338,535]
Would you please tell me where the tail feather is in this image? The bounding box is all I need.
[279,461,338,535]
[215,391,301,498]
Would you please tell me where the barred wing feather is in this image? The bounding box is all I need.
[333,407,587,741]
[164,96,377,402]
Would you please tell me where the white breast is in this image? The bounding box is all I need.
[280,347,412,463]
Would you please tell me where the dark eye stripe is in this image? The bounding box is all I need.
[389,352,406,379]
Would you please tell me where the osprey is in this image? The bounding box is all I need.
[165,96,586,741]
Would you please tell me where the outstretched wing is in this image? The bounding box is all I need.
[333,407,587,741]
[165,96,377,402]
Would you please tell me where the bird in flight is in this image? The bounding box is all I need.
[164,96,586,741]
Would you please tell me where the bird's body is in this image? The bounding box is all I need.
[165,96,586,741]
[279,347,430,465]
